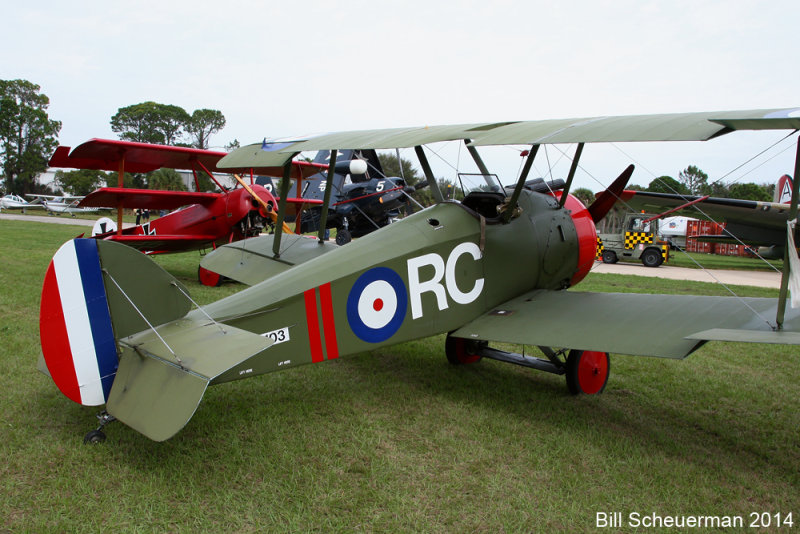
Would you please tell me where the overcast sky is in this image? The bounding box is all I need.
[3,0,799,192]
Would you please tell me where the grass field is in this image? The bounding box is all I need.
[2,219,799,532]
[667,250,783,272]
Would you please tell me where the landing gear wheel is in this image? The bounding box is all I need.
[445,334,485,365]
[83,429,106,444]
[198,266,222,287]
[641,249,661,267]
[335,228,351,245]
[601,250,618,264]
[565,350,609,395]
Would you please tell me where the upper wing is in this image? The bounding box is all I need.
[50,138,326,178]
[79,187,220,209]
[49,140,230,173]
[620,190,791,246]
[218,108,800,169]
[451,289,800,359]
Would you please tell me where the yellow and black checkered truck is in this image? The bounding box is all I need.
[596,213,669,267]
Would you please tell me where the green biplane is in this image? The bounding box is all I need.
[38,108,800,442]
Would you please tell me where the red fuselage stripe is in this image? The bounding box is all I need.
[304,289,324,363]
[318,283,339,360]
[332,185,403,206]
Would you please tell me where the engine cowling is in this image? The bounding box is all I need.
[557,192,598,286]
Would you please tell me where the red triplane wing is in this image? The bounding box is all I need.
[452,289,800,359]
[79,188,220,209]
[80,187,323,210]
[50,138,327,178]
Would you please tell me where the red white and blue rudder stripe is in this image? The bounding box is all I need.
[40,239,118,406]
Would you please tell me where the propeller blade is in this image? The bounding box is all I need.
[587,164,634,223]
[233,174,292,234]
[408,180,430,192]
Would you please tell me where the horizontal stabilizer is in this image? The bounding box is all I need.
[452,289,800,359]
[107,318,273,441]
[200,233,338,286]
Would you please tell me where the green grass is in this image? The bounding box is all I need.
[666,250,783,272]
[2,220,799,532]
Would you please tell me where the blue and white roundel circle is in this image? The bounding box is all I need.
[347,267,407,343]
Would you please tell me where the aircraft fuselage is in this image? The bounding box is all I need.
[202,189,594,383]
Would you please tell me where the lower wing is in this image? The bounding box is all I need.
[452,289,800,359]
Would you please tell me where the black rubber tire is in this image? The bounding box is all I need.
[641,248,661,267]
[565,350,610,395]
[335,229,351,245]
[83,429,106,444]
[601,250,618,264]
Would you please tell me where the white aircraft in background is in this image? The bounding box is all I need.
[0,194,46,212]
[25,194,101,216]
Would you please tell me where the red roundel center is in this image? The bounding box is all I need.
[373,298,384,312]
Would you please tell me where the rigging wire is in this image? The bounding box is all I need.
[710,130,798,185]
[548,140,790,331]
[605,137,792,274]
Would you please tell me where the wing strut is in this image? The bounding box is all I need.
[776,137,800,329]
[558,143,585,208]
[116,154,125,236]
[272,155,298,258]
[317,150,337,243]
[196,160,228,193]
[503,144,540,223]
[414,146,444,203]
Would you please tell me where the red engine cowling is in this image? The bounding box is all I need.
[555,192,598,287]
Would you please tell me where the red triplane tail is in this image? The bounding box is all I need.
[39,238,273,441]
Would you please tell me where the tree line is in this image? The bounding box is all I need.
[1,78,235,196]
[56,102,237,194]
[0,78,785,203]
[0,79,61,195]
[630,165,774,202]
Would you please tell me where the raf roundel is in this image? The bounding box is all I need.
[347,267,407,343]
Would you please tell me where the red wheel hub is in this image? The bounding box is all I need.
[577,350,609,394]
[454,338,481,364]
